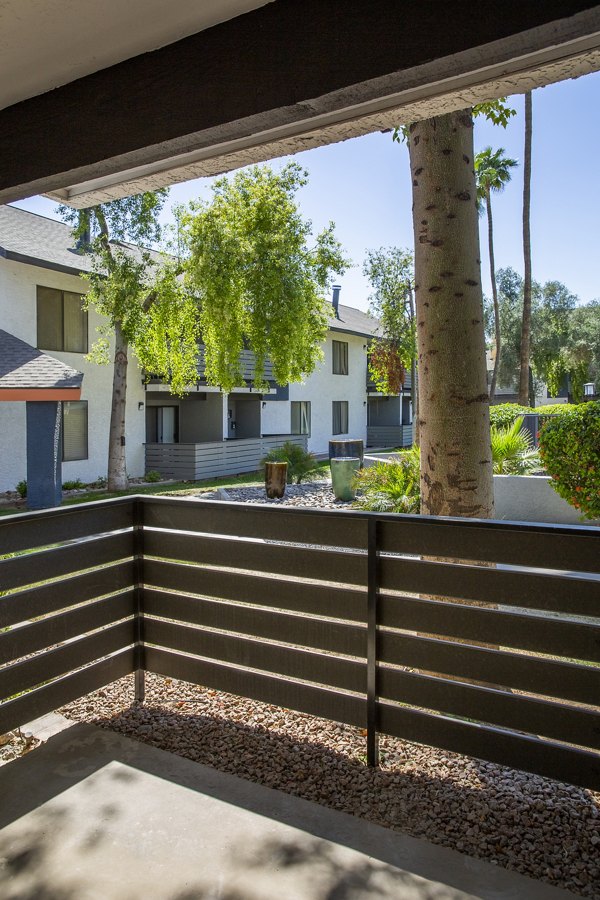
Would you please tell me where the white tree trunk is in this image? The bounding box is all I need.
[408,110,493,518]
[107,321,129,491]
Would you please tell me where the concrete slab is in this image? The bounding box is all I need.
[0,724,576,900]
[21,711,71,742]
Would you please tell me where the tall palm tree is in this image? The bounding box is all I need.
[519,91,533,406]
[475,146,518,402]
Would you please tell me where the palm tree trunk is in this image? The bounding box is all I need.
[407,285,419,447]
[487,191,501,402]
[107,321,129,491]
[519,91,533,406]
[408,109,493,518]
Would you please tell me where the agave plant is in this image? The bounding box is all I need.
[490,416,543,475]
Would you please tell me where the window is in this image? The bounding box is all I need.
[146,406,179,443]
[291,401,311,435]
[332,401,349,435]
[332,340,348,375]
[37,286,88,353]
[62,401,88,461]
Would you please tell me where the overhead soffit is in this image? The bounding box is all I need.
[0,1,599,206]
[0,0,272,109]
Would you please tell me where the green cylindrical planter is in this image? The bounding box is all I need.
[330,456,360,501]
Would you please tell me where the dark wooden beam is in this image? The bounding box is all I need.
[1,0,599,204]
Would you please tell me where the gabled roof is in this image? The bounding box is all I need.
[0,330,83,392]
[0,204,163,277]
[1,205,381,338]
[328,304,381,340]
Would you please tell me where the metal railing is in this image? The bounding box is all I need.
[1,496,599,791]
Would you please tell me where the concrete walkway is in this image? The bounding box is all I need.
[0,723,576,900]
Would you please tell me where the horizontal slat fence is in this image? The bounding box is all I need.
[145,434,308,481]
[1,495,599,793]
[0,498,138,735]
[142,496,369,729]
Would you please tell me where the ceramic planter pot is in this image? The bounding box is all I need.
[330,456,360,501]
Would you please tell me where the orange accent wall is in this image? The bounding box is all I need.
[0,388,82,401]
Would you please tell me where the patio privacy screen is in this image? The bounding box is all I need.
[0,496,599,792]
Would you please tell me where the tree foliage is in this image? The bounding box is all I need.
[59,192,199,396]
[181,163,349,392]
[362,247,415,395]
[485,269,597,402]
[475,146,518,211]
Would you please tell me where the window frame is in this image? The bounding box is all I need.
[332,400,349,435]
[291,400,311,435]
[62,400,88,462]
[332,340,349,375]
[37,285,88,353]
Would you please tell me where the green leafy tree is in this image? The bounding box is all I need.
[60,192,196,491]
[475,147,518,401]
[488,271,593,403]
[362,247,417,438]
[181,163,348,392]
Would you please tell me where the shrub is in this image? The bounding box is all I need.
[538,401,600,520]
[144,470,162,483]
[62,479,84,490]
[15,480,27,499]
[534,403,577,416]
[490,417,543,475]
[353,448,420,514]
[261,442,320,485]
[488,403,532,429]
[94,475,108,489]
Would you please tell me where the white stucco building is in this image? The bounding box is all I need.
[0,206,412,491]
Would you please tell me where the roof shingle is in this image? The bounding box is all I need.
[0,330,83,390]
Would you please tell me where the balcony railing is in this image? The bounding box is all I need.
[145,434,308,481]
[366,425,412,448]
[1,497,599,791]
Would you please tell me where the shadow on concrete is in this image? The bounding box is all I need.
[0,718,578,899]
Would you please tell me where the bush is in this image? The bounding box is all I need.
[62,479,84,490]
[488,404,532,428]
[490,417,543,475]
[534,403,577,416]
[144,470,162,483]
[261,442,320,485]
[538,401,600,520]
[353,448,420,514]
[15,480,27,499]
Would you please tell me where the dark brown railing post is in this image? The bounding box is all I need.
[133,498,145,702]
[366,516,379,766]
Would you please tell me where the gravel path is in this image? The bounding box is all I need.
[60,673,600,898]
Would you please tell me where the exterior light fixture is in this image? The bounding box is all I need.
[138,402,144,411]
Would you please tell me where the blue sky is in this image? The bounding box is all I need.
[12,70,600,313]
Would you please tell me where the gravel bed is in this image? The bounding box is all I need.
[0,730,39,767]
[60,673,600,898]
[209,479,355,510]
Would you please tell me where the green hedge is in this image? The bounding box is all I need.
[538,401,600,520]
[488,404,532,428]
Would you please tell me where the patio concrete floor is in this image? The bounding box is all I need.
[0,723,576,900]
